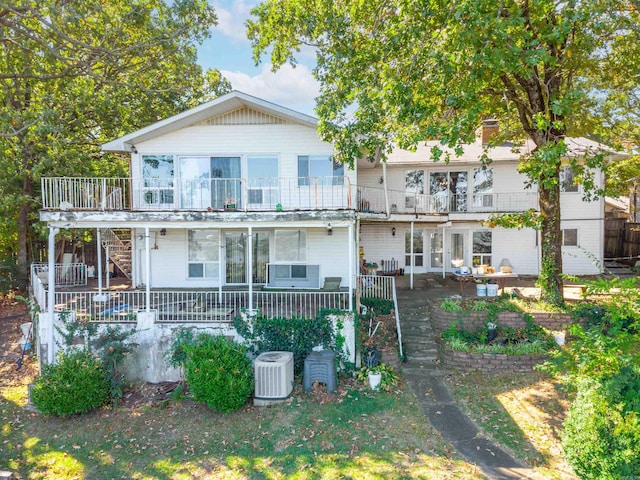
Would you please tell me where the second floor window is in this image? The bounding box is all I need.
[473,167,493,207]
[560,165,578,192]
[298,155,344,185]
[142,155,174,205]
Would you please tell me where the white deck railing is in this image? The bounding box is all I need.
[31,263,88,288]
[50,288,351,323]
[41,177,353,212]
[42,176,539,214]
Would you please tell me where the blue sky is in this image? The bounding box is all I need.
[197,0,319,116]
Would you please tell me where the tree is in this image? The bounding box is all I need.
[248,0,640,304]
[0,0,231,287]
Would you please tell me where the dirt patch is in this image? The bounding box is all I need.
[0,295,38,389]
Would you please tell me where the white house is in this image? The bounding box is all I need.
[357,126,622,278]
[34,91,623,379]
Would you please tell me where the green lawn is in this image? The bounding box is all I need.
[1,379,483,479]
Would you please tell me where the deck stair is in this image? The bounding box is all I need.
[100,228,132,279]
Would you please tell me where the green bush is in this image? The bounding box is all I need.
[234,313,337,374]
[563,370,640,480]
[31,350,110,416]
[183,334,254,413]
[360,297,394,315]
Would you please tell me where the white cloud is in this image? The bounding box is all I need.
[213,0,258,43]
[222,63,319,116]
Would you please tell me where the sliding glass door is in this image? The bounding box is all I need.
[225,231,270,284]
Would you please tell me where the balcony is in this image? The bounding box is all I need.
[41,177,539,215]
[41,176,354,212]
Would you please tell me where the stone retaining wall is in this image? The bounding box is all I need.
[430,305,575,333]
[440,345,547,373]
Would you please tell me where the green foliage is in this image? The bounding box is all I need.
[356,363,398,392]
[31,350,110,416]
[54,311,136,406]
[234,312,339,374]
[439,299,463,312]
[563,371,640,480]
[360,297,394,316]
[0,0,230,286]
[183,334,254,414]
[90,326,137,406]
[249,0,639,305]
[166,327,197,370]
[443,321,556,356]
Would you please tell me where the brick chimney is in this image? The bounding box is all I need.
[481,119,499,144]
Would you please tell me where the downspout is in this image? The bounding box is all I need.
[248,227,253,312]
[47,226,58,365]
[145,227,150,312]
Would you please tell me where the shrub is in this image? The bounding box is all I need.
[360,297,394,315]
[235,313,337,374]
[183,334,254,413]
[563,370,640,479]
[31,350,110,416]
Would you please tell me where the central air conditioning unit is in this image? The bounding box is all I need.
[254,351,294,405]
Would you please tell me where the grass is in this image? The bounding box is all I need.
[1,378,483,479]
[444,371,577,480]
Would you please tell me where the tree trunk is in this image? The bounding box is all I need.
[538,173,564,305]
[17,173,32,288]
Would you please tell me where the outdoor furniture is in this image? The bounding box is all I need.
[452,272,519,295]
[321,277,342,291]
[378,259,401,276]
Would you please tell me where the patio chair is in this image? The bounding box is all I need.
[321,277,342,291]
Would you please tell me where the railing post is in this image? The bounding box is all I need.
[100,178,107,210]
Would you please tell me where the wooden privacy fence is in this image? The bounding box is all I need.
[604,220,640,263]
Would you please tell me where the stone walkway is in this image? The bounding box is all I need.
[396,277,548,480]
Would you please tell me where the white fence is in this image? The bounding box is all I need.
[31,263,87,288]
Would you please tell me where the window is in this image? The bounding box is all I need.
[188,230,219,278]
[560,165,578,192]
[274,230,306,262]
[473,168,493,208]
[248,156,279,206]
[427,171,468,212]
[298,155,344,185]
[472,231,492,266]
[142,155,174,206]
[563,229,578,246]
[406,170,425,209]
[405,230,424,267]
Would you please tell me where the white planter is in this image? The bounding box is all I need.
[553,331,566,346]
[368,372,382,390]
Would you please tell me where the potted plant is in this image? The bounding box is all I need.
[356,363,398,391]
[224,197,237,210]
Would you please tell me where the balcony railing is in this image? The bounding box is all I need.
[41,177,539,214]
[382,189,539,215]
[42,177,353,212]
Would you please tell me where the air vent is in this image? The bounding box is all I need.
[254,351,294,402]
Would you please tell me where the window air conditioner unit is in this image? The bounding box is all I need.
[254,351,294,404]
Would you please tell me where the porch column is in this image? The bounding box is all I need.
[105,243,110,290]
[442,225,446,279]
[247,226,253,312]
[96,229,103,296]
[382,161,390,215]
[47,227,58,364]
[348,223,354,311]
[218,231,223,299]
[410,221,414,289]
[145,227,151,312]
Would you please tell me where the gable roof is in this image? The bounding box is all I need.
[101,91,318,152]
